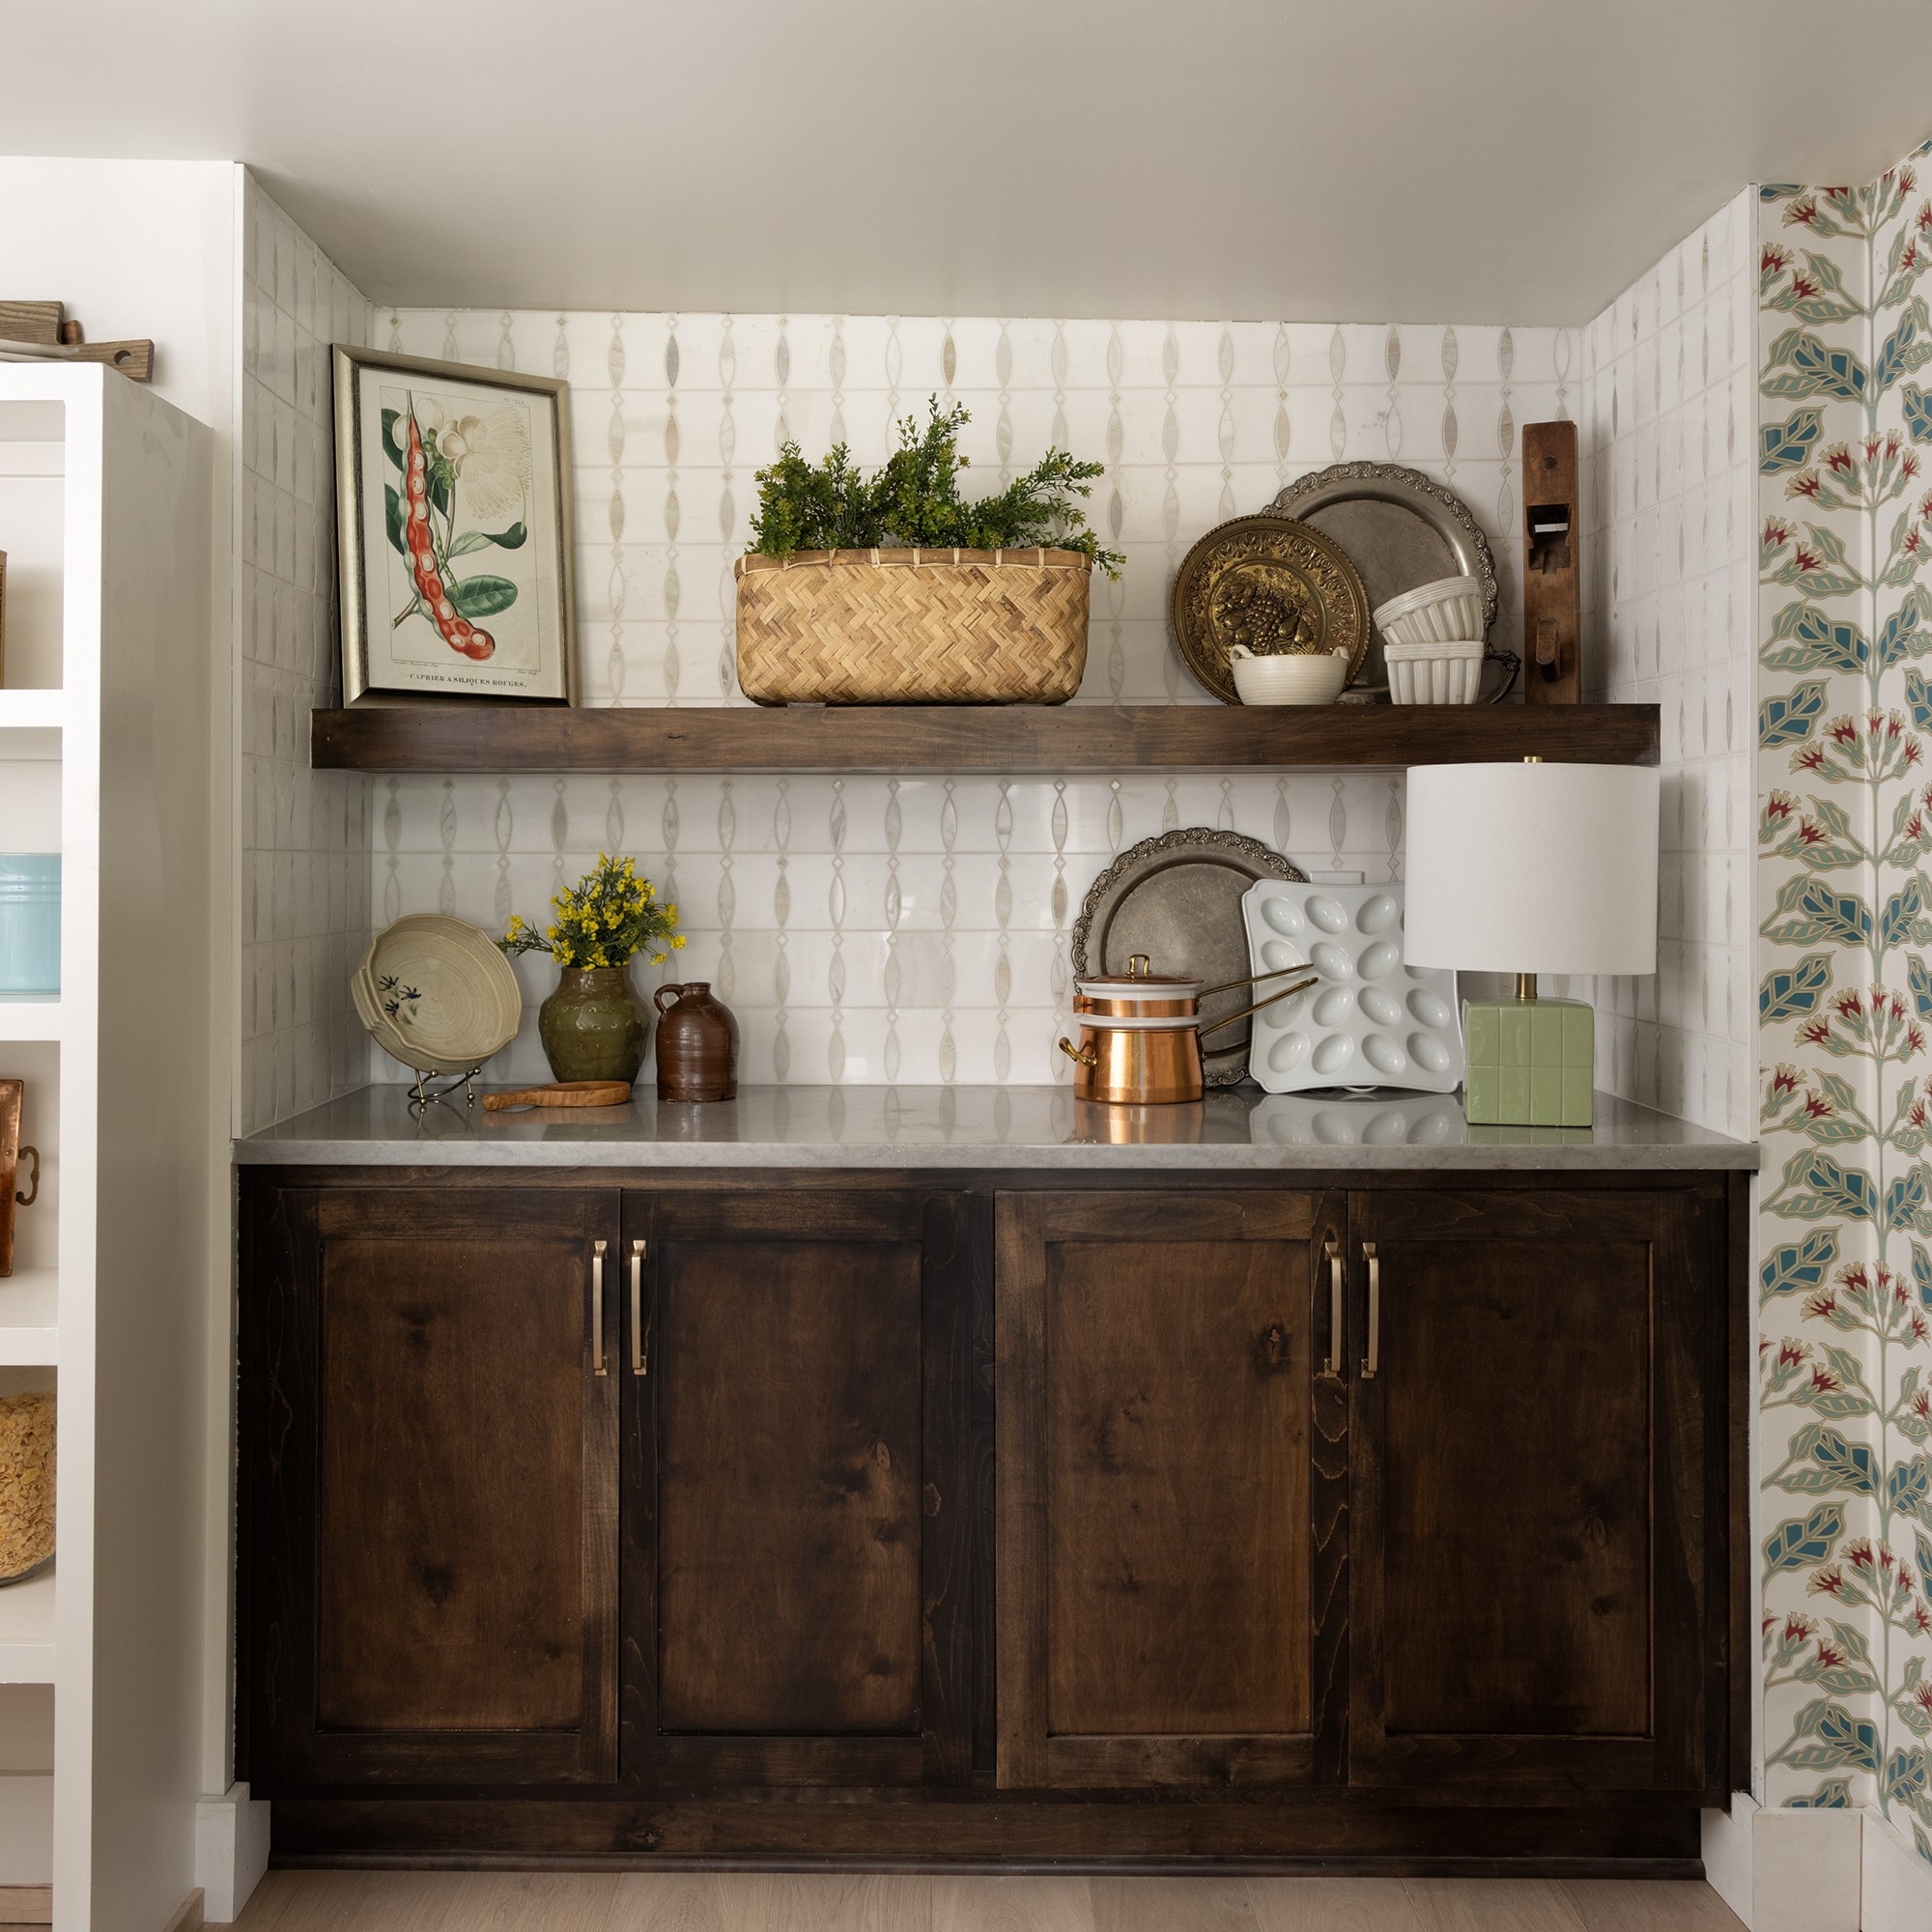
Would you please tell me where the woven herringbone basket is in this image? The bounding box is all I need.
[734,548,1091,704]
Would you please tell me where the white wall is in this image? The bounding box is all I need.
[0,157,237,433]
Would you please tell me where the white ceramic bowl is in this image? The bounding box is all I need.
[355,914,524,1074]
[1374,575,1484,647]
[1229,647,1350,706]
[1384,637,1484,705]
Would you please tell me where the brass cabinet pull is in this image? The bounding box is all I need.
[591,1239,608,1377]
[1361,1241,1380,1379]
[630,1238,648,1376]
[1322,1237,1343,1378]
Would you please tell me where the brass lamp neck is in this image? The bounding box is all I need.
[1516,972,1539,1002]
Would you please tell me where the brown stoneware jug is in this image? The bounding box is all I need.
[653,981,739,1101]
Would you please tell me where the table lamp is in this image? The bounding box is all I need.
[1403,759,1659,1126]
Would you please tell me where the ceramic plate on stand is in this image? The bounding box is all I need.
[1241,880,1463,1095]
[354,914,523,1077]
[1269,463,1518,700]
[1072,829,1307,1087]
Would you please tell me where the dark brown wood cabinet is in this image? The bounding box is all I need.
[994,1188,1343,1789]
[619,1188,971,1786]
[1344,1187,1723,1795]
[242,1186,621,1787]
[238,1165,1745,1870]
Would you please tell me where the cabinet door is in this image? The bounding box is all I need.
[1346,1185,1720,1795]
[996,1188,1344,1790]
[620,1188,972,1787]
[242,1186,620,1789]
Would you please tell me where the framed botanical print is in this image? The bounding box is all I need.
[332,344,578,703]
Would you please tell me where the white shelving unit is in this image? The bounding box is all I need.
[0,365,214,1931]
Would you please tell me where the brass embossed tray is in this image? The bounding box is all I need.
[1170,514,1371,706]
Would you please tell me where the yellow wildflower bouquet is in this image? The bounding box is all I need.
[500,853,688,969]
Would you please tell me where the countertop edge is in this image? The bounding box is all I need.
[232,1140,1759,1173]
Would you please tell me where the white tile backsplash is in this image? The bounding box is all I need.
[238,177,374,1132]
[360,306,1576,1089]
[233,239,1754,1111]
[1577,190,1755,1138]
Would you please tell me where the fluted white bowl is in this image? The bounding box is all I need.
[1384,637,1484,705]
[1374,575,1484,648]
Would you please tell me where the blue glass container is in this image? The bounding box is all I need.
[0,856,61,995]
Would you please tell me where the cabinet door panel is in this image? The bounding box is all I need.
[1046,1237,1309,1738]
[243,1186,620,1789]
[318,1233,594,1734]
[657,1236,923,1734]
[1378,1233,1651,1738]
[1348,1185,1719,1796]
[997,1189,1342,1791]
[622,1189,971,1788]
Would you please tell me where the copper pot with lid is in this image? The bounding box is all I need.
[1057,953,1315,1104]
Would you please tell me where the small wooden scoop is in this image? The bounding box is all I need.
[482,1081,633,1111]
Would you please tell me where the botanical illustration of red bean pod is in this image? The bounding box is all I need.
[404,407,496,661]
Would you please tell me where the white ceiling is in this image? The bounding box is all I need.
[6,0,1931,323]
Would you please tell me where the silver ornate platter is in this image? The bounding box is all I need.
[1071,829,1308,1087]
[1269,463,1514,697]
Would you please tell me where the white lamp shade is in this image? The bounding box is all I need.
[1403,762,1660,977]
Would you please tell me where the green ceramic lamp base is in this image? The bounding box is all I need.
[1463,994,1594,1127]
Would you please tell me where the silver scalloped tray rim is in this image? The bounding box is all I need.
[1268,461,1520,702]
[1070,828,1309,1089]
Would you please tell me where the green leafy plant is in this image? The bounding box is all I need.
[749,400,1123,577]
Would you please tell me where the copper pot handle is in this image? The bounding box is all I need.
[1058,1037,1098,1068]
[653,983,685,1017]
[1193,959,1311,1003]
[1195,976,1318,1042]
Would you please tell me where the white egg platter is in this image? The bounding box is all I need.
[1240,880,1464,1096]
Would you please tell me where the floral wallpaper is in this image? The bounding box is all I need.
[1756,140,1932,1871]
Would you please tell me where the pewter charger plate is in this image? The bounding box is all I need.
[1071,829,1308,1088]
[1270,462,1502,693]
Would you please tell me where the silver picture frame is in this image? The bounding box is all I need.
[332,343,578,706]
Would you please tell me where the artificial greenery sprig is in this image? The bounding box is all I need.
[750,399,1123,577]
[499,853,687,970]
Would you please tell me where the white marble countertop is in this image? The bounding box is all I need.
[235,1084,1757,1171]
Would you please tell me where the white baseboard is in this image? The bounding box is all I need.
[193,1784,269,1925]
[1698,1793,1932,1930]
[1860,1807,1932,1932]
[1701,1792,1758,1924]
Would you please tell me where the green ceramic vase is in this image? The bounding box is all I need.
[538,965,651,1084]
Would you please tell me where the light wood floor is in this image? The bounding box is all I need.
[231,1871,1747,1932]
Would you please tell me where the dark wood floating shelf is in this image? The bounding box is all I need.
[311,702,1660,775]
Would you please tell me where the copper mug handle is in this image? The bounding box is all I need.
[1058,1037,1098,1068]
[653,982,686,1017]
